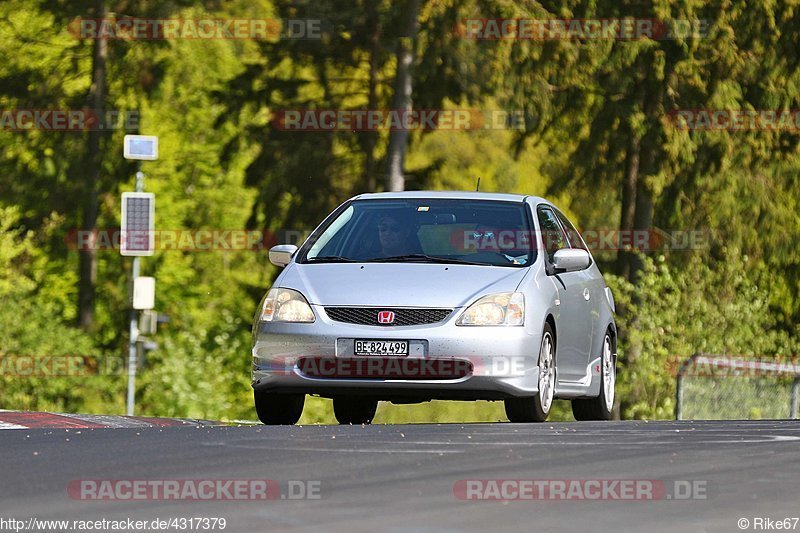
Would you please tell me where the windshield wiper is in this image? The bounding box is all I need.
[365,254,489,266]
[305,255,356,263]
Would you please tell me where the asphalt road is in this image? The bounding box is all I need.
[1,419,799,533]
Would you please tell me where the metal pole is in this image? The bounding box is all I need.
[791,378,800,420]
[675,353,699,421]
[126,170,145,416]
[126,256,139,416]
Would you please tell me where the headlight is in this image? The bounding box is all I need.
[456,292,524,326]
[260,288,315,323]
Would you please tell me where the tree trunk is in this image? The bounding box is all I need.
[362,0,381,192]
[78,0,108,330]
[631,154,654,284]
[616,131,640,281]
[629,87,662,284]
[385,0,420,192]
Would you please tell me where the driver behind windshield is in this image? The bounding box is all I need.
[376,212,420,257]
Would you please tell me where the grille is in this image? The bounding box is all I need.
[324,307,452,326]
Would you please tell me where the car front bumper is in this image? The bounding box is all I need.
[251,305,542,401]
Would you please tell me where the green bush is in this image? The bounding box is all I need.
[0,206,122,413]
[609,251,800,420]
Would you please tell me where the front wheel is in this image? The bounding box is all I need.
[505,322,556,423]
[572,332,615,421]
[254,390,305,425]
[333,396,379,425]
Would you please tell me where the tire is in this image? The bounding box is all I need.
[333,396,379,425]
[505,322,556,423]
[572,331,615,421]
[254,390,305,425]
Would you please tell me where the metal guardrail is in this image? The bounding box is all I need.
[675,353,800,420]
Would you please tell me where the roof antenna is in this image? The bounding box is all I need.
[475,177,481,191]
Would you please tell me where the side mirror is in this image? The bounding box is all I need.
[268,244,298,267]
[552,248,591,273]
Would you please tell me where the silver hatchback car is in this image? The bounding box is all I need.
[251,191,617,424]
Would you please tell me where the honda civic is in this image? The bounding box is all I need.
[251,191,617,424]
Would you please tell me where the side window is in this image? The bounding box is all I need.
[536,207,568,263]
[554,209,588,252]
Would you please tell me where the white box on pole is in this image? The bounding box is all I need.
[133,277,156,310]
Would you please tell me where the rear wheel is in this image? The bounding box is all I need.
[505,322,556,423]
[333,396,379,425]
[254,390,305,425]
[572,332,615,421]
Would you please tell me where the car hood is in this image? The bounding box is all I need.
[277,263,528,308]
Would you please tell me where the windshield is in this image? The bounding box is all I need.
[299,198,535,267]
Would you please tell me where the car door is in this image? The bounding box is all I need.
[536,206,593,382]
[553,208,598,375]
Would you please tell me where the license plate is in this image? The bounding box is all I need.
[354,340,409,356]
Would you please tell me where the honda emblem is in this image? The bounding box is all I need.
[377,310,395,324]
